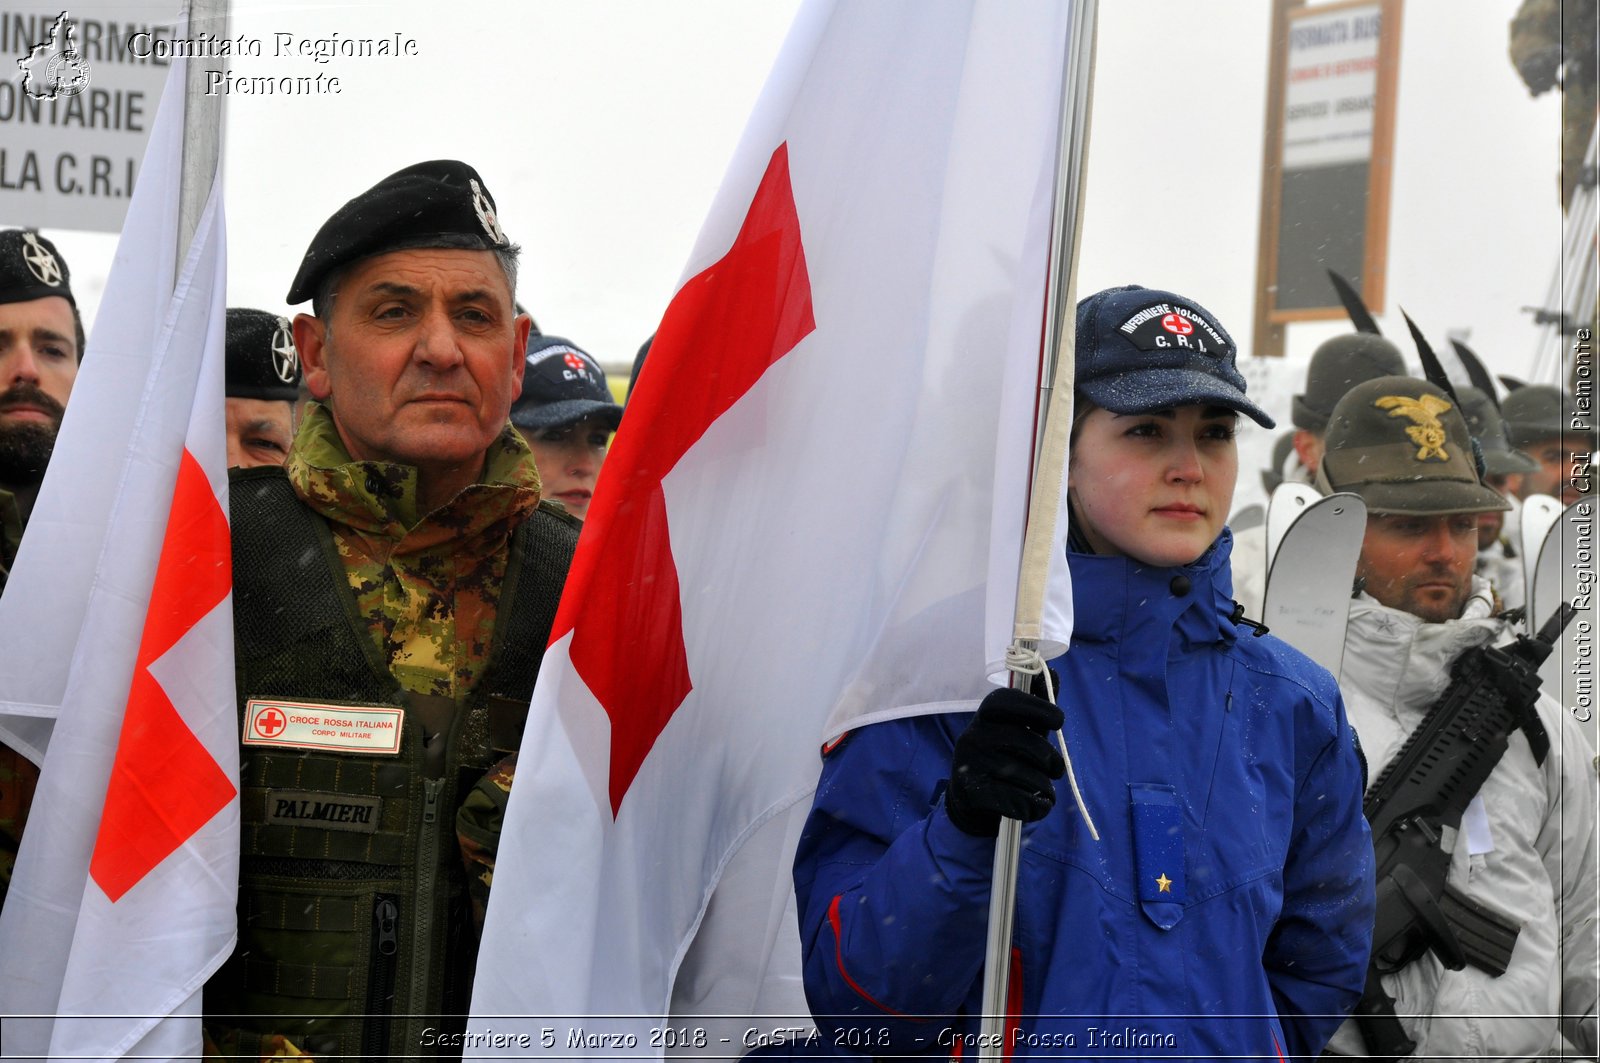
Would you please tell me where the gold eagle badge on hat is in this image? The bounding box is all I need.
[1375,393,1452,461]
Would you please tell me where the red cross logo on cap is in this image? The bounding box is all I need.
[253,705,286,738]
[1161,313,1193,336]
[563,352,587,373]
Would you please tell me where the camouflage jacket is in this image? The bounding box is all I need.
[207,406,553,1061]
[285,404,544,699]
[456,751,516,932]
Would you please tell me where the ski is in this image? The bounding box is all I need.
[1529,499,1596,754]
[1264,492,1369,683]
[1265,482,1322,572]
[1519,494,1564,609]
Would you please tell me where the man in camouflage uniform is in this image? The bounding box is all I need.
[0,228,83,910]
[204,161,578,1061]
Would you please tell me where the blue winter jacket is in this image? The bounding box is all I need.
[793,533,1375,1060]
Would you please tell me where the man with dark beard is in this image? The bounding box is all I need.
[1316,376,1597,1059]
[0,228,82,908]
[0,229,81,589]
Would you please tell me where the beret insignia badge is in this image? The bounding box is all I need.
[21,231,63,287]
[270,316,298,385]
[470,178,505,244]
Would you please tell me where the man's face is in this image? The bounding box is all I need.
[1357,512,1481,623]
[0,294,78,486]
[295,248,529,476]
[225,397,295,469]
[1291,428,1325,477]
[1516,435,1589,504]
[1477,472,1521,548]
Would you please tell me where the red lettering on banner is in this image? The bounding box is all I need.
[90,449,236,901]
[559,142,815,814]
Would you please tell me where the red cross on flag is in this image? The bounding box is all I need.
[469,0,1075,1051]
[0,56,237,1061]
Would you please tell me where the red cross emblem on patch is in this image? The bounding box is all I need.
[1161,313,1193,335]
[253,705,286,738]
[563,352,587,372]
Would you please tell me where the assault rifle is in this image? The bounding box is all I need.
[1352,604,1574,1061]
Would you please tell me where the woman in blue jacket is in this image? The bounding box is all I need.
[793,285,1375,1061]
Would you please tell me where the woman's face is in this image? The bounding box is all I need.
[1068,404,1239,567]
[517,413,613,520]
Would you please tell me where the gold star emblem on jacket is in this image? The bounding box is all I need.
[1375,393,1453,461]
[1155,873,1173,893]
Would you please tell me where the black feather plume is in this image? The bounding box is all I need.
[1327,270,1382,335]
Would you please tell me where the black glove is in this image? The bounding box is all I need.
[943,686,1066,838]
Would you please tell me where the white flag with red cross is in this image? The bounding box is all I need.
[0,57,236,1062]
[468,0,1074,1051]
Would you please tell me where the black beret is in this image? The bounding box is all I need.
[286,159,513,306]
[226,307,301,401]
[0,229,74,307]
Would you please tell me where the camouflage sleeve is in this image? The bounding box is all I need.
[1508,0,1563,95]
[456,752,517,935]
[0,743,40,911]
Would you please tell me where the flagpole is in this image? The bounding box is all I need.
[178,0,229,271]
[979,1,1098,1056]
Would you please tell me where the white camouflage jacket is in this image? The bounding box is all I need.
[1327,579,1599,1060]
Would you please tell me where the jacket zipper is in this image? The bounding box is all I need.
[363,894,400,1059]
[403,777,445,1045]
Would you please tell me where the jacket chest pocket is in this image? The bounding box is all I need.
[1130,783,1185,928]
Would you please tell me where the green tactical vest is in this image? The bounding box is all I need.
[206,467,577,1061]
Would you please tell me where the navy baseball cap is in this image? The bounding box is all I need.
[510,335,623,432]
[1075,285,1274,429]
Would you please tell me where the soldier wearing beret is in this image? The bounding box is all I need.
[0,228,83,912]
[224,307,302,469]
[0,229,82,590]
[1316,376,1597,1059]
[205,161,578,1060]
